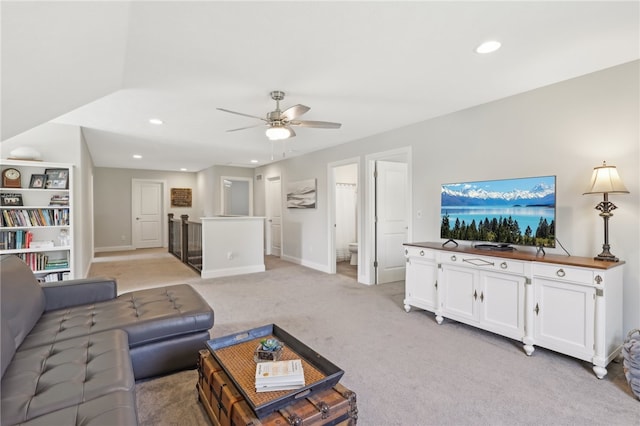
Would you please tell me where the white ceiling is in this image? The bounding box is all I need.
[2,1,638,172]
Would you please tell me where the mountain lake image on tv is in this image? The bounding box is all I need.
[440,175,556,248]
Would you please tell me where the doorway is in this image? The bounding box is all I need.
[328,158,361,280]
[265,176,282,257]
[131,179,163,249]
[365,147,411,285]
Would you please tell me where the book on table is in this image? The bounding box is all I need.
[255,359,305,392]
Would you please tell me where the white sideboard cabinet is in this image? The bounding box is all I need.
[403,242,624,379]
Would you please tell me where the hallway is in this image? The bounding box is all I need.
[88,248,200,293]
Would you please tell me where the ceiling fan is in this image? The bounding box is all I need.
[217,91,341,140]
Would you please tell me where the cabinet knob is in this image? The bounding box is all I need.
[500,262,508,269]
[594,275,603,284]
[451,255,457,262]
[405,249,408,255]
[534,303,540,315]
[480,292,484,302]
[473,290,478,300]
[556,268,566,278]
[419,250,424,256]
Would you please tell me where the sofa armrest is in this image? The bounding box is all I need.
[42,277,117,311]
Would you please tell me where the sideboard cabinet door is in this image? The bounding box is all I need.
[533,277,595,362]
[404,248,438,315]
[479,271,526,341]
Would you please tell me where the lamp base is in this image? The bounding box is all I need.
[594,244,619,262]
[594,254,619,262]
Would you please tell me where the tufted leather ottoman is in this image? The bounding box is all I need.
[20,284,214,379]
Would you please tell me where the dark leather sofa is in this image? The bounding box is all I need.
[1,255,214,425]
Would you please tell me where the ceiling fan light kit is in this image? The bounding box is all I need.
[266,126,291,141]
[218,91,341,141]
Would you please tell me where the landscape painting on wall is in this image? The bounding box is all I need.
[287,179,317,209]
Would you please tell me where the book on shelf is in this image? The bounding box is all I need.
[49,194,69,206]
[255,359,305,392]
[0,230,33,250]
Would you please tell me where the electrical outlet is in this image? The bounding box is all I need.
[227,252,233,260]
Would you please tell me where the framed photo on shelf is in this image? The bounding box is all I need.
[44,169,69,189]
[29,174,46,189]
[1,193,23,206]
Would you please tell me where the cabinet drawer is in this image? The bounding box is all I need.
[404,246,436,260]
[440,252,525,275]
[533,264,595,285]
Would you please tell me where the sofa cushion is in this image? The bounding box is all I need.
[1,317,16,378]
[14,391,138,426]
[1,330,134,426]
[19,284,214,351]
[0,256,45,355]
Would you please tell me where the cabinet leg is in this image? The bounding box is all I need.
[592,365,607,379]
[523,344,535,356]
[435,314,443,324]
[403,304,411,313]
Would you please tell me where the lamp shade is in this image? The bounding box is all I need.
[583,161,629,195]
[265,126,291,141]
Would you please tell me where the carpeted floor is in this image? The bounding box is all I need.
[89,250,639,426]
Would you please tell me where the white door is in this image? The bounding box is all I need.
[266,177,282,257]
[132,180,163,248]
[376,161,408,283]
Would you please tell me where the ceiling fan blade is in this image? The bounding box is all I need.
[287,126,296,138]
[226,123,266,132]
[290,120,342,129]
[280,104,310,121]
[217,108,267,122]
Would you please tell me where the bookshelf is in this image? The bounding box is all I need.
[0,159,74,282]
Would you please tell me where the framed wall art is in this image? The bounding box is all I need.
[286,179,316,209]
[171,188,192,207]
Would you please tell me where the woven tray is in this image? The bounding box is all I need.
[206,324,344,418]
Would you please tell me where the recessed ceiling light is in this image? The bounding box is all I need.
[149,118,163,125]
[475,40,501,54]
[180,168,187,171]
[133,154,142,159]
[250,160,259,164]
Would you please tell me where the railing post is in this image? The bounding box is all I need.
[181,215,189,263]
[168,213,174,253]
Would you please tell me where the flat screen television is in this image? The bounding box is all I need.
[440,175,556,248]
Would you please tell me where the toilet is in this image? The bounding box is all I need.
[348,243,358,266]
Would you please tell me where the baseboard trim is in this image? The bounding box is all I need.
[94,245,135,253]
[281,255,331,274]
[201,264,265,279]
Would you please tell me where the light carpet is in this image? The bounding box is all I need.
[90,252,639,426]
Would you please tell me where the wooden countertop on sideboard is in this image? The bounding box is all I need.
[404,242,625,270]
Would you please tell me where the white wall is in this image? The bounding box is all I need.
[93,167,198,250]
[255,61,639,332]
[197,165,254,216]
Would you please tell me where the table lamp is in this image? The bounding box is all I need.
[583,161,629,261]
